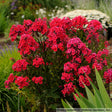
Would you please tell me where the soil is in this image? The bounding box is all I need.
[0,37,12,46]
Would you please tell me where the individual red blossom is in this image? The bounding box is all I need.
[104,69,112,83]
[9,24,25,41]
[50,17,62,28]
[23,20,33,27]
[51,44,58,52]
[86,20,102,43]
[102,58,108,66]
[50,17,72,30]
[8,73,15,83]
[78,65,91,75]
[29,18,48,34]
[4,73,15,89]
[58,43,64,51]
[73,93,84,101]
[33,57,45,68]
[71,16,88,30]
[61,82,76,97]
[64,62,74,72]
[75,57,81,63]
[79,75,91,88]
[47,26,68,51]
[61,72,74,82]
[92,60,103,71]
[18,34,39,55]
[85,53,96,63]
[4,80,10,89]
[12,59,29,72]
[46,62,49,65]
[87,19,102,31]
[96,49,109,59]
[15,76,29,89]
[32,76,43,84]
[104,41,109,48]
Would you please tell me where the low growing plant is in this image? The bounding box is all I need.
[0,45,21,112]
[5,16,112,111]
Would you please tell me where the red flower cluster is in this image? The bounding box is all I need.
[78,65,91,75]
[15,76,29,89]
[33,56,45,68]
[61,72,74,82]
[9,24,25,41]
[61,37,108,96]
[71,16,88,30]
[12,59,29,72]
[29,18,48,34]
[7,16,110,102]
[47,26,68,52]
[18,34,39,55]
[32,76,43,84]
[5,74,30,89]
[79,75,91,88]
[4,73,15,89]
[104,69,112,83]
[61,82,76,97]
[86,20,103,43]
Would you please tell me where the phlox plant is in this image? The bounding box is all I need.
[5,16,112,111]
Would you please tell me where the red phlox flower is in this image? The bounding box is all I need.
[12,59,29,72]
[79,75,91,88]
[8,73,15,83]
[9,24,25,41]
[32,76,43,84]
[71,16,88,30]
[61,82,76,97]
[29,18,48,34]
[4,80,10,89]
[47,26,68,51]
[104,41,109,48]
[58,43,64,51]
[92,60,103,71]
[15,76,29,89]
[51,44,58,52]
[104,69,112,83]
[61,72,74,82]
[23,19,33,26]
[18,34,39,55]
[50,17,72,30]
[33,57,45,68]
[78,65,91,75]
[4,73,15,89]
[87,19,102,31]
[64,62,74,72]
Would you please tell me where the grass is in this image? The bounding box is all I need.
[0,45,21,111]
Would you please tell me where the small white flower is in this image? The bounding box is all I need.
[21,15,25,18]
[11,12,14,15]
[36,11,38,15]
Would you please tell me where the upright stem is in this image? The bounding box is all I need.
[18,93,20,112]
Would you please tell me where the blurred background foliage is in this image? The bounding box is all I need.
[0,0,112,111]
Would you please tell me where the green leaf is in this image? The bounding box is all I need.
[95,68,112,108]
[61,99,71,108]
[65,99,74,109]
[84,85,96,106]
[88,77,105,108]
[61,99,78,112]
[73,93,88,108]
[74,89,96,108]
